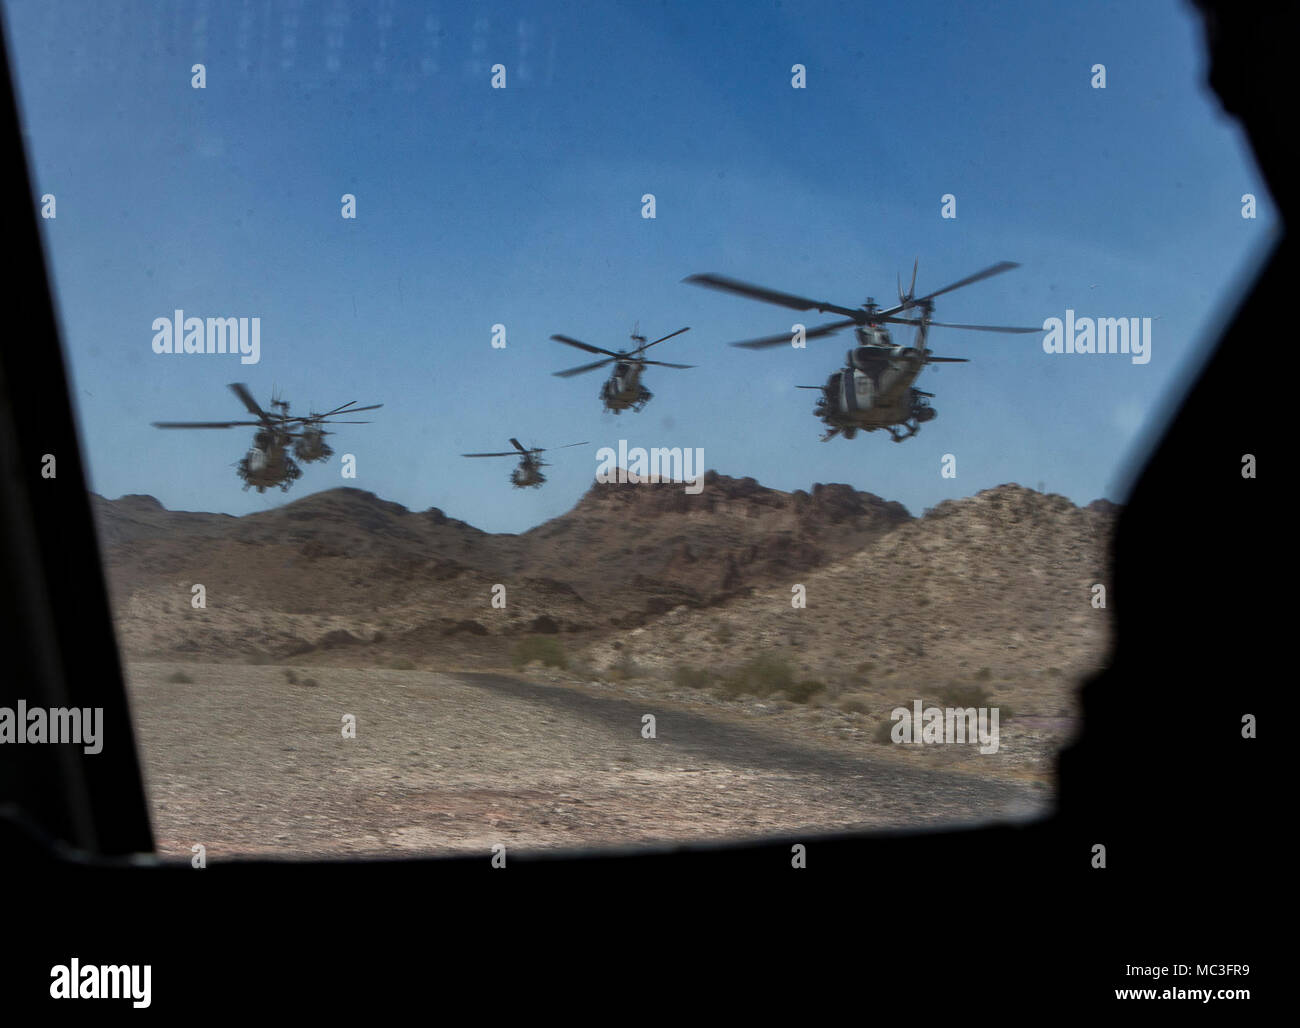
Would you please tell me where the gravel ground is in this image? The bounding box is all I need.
[126,662,1052,860]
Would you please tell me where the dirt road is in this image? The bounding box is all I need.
[125,663,1049,860]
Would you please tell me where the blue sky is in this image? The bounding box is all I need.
[3,0,1275,532]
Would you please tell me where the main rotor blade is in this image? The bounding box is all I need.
[888,318,1038,334]
[926,357,970,363]
[551,334,622,359]
[153,420,262,429]
[876,261,1021,319]
[315,399,358,418]
[309,400,384,420]
[731,319,858,350]
[795,385,825,390]
[915,261,1020,303]
[228,383,269,421]
[307,402,384,420]
[462,451,519,458]
[509,438,530,455]
[923,320,1038,334]
[640,360,695,369]
[684,274,862,319]
[640,326,690,351]
[532,441,589,453]
[554,356,616,378]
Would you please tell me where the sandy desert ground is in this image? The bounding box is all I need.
[126,661,1056,860]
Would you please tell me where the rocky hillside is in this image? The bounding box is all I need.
[92,473,920,662]
[582,484,1116,718]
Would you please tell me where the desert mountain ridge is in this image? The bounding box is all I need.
[94,468,1119,541]
[91,472,1118,676]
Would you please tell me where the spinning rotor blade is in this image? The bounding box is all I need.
[640,360,695,370]
[879,261,1021,318]
[153,420,263,429]
[912,261,1020,303]
[922,320,1037,333]
[731,319,858,350]
[313,399,357,418]
[890,318,1038,334]
[228,383,271,421]
[795,385,825,390]
[639,326,690,351]
[684,274,861,319]
[926,357,970,363]
[312,401,384,419]
[529,441,589,454]
[554,356,616,378]
[551,334,622,359]
[462,451,520,458]
[898,258,919,304]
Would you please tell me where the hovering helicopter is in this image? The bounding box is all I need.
[153,383,382,492]
[685,261,1038,441]
[461,438,588,489]
[551,323,694,413]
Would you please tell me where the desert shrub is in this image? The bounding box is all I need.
[166,670,194,684]
[719,652,793,698]
[284,669,298,683]
[300,677,319,688]
[975,667,992,681]
[940,683,990,708]
[608,655,643,681]
[837,693,872,715]
[783,680,826,704]
[511,636,567,670]
[873,719,899,744]
[672,666,711,690]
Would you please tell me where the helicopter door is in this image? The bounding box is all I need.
[843,368,874,412]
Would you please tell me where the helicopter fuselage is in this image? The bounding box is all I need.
[601,360,651,412]
[510,455,547,488]
[814,323,937,441]
[239,433,302,492]
[292,426,334,463]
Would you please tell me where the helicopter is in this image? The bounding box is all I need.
[461,438,589,489]
[685,261,1038,441]
[551,324,694,413]
[153,383,382,492]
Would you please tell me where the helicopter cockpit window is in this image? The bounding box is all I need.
[1,0,1274,859]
